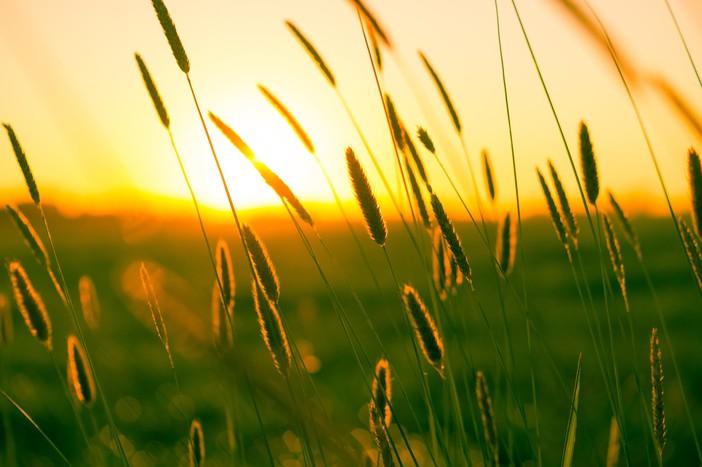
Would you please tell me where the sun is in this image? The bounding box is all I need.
[171,96,338,215]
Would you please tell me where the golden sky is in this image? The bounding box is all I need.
[0,0,701,218]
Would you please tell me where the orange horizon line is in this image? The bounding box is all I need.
[2,190,691,223]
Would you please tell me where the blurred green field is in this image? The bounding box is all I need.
[0,206,700,466]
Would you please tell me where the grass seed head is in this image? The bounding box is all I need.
[150,0,190,73]
[370,358,392,429]
[0,294,13,347]
[496,212,516,276]
[430,193,472,284]
[8,262,51,351]
[678,218,702,292]
[650,327,666,459]
[607,190,640,257]
[6,204,49,268]
[476,371,499,466]
[208,112,256,161]
[405,158,432,230]
[252,160,314,226]
[258,84,314,154]
[67,335,96,408]
[348,0,392,48]
[419,52,461,134]
[482,150,496,204]
[603,213,628,311]
[579,121,600,205]
[242,224,280,302]
[606,416,620,467]
[385,94,405,151]
[285,21,336,87]
[537,168,569,249]
[252,281,291,376]
[346,147,387,246]
[79,276,101,330]
[548,160,579,245]
[211,280,233,354]
[189,419,205,467]
[687,148,702,237]
[215,239,235,307]
[139,263,172,367]
[401,285,444,376]
[135,53,170,129]
[3,124,40,206]
[416,127,435,154]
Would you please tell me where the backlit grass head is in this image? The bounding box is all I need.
[687,148,702,237]
[150,0,190,73]
[252,281,291,376]
[401,285,444,376]
[579,121,600,205]
[346,147,387,246]
[8,261,51,351]
[242,223,280,303]
[67,335,96,408]
[189,419,205,467]
[79,276,101,331]
[3,124,40,206]
[135,53,170,129]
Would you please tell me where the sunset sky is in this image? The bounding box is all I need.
[0,0,701,218]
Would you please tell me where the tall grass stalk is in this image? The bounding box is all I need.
[135,52,274,464]
[0,389,71,466]
[3,123,130,464]
[662,0,702,89]
[258,84,385,295]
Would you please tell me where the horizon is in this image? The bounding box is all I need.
[0,0,701,219]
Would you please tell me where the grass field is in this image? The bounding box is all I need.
[1,207,700,466]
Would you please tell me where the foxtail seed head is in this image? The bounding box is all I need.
[482,150,496,204]
[215,239,235,307]
[370,358,392,429]
[678,218,702,291]
[432,228,450,300]
[0,294,13,347]
[8,262,51,350]
[242,224,280,302]
[285,21,336,87]
[496,212,516,276]
[208,112,256,161]
[416,127,435,154]
[602,214,628,311]
[419,53,461,134]
[476,371,499,466]
[608,191,640,257]
[405,158,431,230]
[211,280,233,354]
[6,204,49,268]
[401,285,444,376]
[67,335,96,408]
[385,95,404,151]
[150,0,190,73]
[579,121,600,205]
[430,193,472,284]
[189,419,205,467]
[548,160,579,245]
[688,148,702,237]
[346,147,387,246]
[4,124,40,206]
[650,327,666,459]
[135,53,170,128]
[258,84,314,154]
[537,168,569,248]
[252,281,291,376]
[79,276,101,331]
